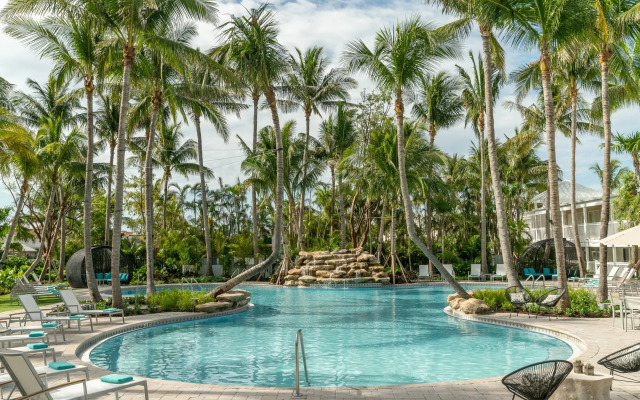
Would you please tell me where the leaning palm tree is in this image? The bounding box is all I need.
[424,0,521,289]
[4,14,106,301]
[342,17,469,298]
[590,0,640,302]
[502,0,594,306]
[456,52,502,274]
[279,46,356,250]
[212,3,288,297]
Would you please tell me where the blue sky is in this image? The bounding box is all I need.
[0,0,637,210]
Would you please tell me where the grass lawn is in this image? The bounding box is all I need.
[0,293,61,314]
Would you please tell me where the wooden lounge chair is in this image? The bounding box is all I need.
[58,291,124,324]
[0,351,149,400]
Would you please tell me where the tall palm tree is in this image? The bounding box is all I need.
[591,0,640,302]
[502,0,593,306]
[212,3,288,297]
[591,159,628,191]
[612,132,640,185]
[343,17,469,297]
[95,91,119,245]
[424,0,521,289]
[456,52,502,274]
[5,14,106,301]
[280,46,356,250]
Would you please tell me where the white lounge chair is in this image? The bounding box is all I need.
[0,332,49,347]
[585,266,619,287]
[492,264,506,281]
[468,264,482,281]
[418,265,439,280]
[58,291,124,324]
[0,345,56,366]
[17,295,93,332]
[0,359,89,400]
[0,324,64,344]
[0,351,149,400]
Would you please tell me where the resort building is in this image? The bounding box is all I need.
[523,181,629,272]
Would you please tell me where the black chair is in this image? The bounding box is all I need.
[535,287,566,320]
[505,286,531,317]
[598,343,640,387]
[502,360,573,400]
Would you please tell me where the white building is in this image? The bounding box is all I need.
[523,181,629,272]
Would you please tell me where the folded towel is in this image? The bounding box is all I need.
[48,361,75,370]
[100,374,133,384]
[41,323,58,328]
[102,308,119,312]
[69,315,86,319]
[27,343,48,350]
[29,331,45,337]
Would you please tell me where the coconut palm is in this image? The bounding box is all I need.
[501,0,594,306]
[279,46,356,250]
[456,52,502,274]
[212,3,288,297]
[424,0,522,289]
[590,0,640,302]
[95,90,119,245]
[343,17,469,297]
[612,132,640,185]
[591,159,628,191]
[5,13,107,301]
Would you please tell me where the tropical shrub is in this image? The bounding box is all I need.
[146,289,216,312]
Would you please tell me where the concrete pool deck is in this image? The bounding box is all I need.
[1,284,639,399]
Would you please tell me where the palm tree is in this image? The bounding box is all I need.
[612,132,640,185]
[95,91,119,245]
[5,13,106,301]
[409,70,463,275]
[424,0,521,289]
[280,46,356,250]
[456,52,502,274]
[343,17,469,297]
[502,0,593,306]
[212,3,288,297]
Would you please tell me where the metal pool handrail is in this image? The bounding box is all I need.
[293,329,310,397]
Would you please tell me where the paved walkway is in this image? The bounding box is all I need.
[1,287,639,399]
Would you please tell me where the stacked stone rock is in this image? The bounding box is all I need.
[283,248,390,287]
[195,289,251,313]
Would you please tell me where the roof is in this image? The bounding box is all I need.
[531,181,602,207]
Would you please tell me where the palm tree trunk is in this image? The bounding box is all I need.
[25,183,56,276]
[111,46,135,309]
[195,114,213,276]
[297,112,311,251]
[144,103,160,296]
[338,167,347,249]
[251,95,260,265]
[394,89,469,298]
[480,122,488,274]
[162,170,168,231]
[545,189,551,239]
[632,156,640,186]
[480,27,521,289]
[104,141,115,245]
[58,209,66,282]
[1,177,28,262]
[540,46,570,307]
[212,85,284,297]
[598,51,613,303]
[330,165,335,237]
[570,88,587,277]
[426,194,434,276]
[376,198,386,261]
[83,84,102,302]
[390,205,396,284]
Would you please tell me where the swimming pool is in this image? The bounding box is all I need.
[89,285,572,387]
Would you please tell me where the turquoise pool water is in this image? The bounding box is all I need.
[89,286,572,387]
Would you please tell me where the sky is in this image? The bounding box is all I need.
[0,0,638,210]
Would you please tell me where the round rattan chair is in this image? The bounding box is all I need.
[598,343,640,386]
[505,286,532,318]
[502,360,573,400]
[534,287,567,320]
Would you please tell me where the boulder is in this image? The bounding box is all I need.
[373,272,388,279]
[348,262,368,269]
[294,257,305,267]
[458,298,492,315]
[330,270,347,279]
[344,269,356,278]
[236,298,251,308]
[352,269,370,277]
[353,277,375,284]
[449,298,465,310]
[337,264,352,271]
[216,291,247,306]
[350,247,364,254]
[374,277,390,283]
[314,254,332,261]
[288,268,302,275]
[315,270,332,278]
[327,259,347,266]
[196,302,232,313]
[447,293,463,305]
[369,266,385,273]
[284,275,300,282]
[284,280,299,287]
[315,264,335,271]
[356,254,378,263]
[299,275,317,284]
[331,249,348,255]
[299,251,311,257]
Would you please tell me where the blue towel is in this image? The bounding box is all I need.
[48,361,75,370]
[42,323,58,328]
[100,374,133,384]
[102,308,119,312]
[29,331,45,337]
[69,315,85,319]
[27,343,48,350]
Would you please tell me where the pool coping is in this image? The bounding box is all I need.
[443,306,587,360]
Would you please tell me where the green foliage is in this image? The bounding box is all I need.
[146,289,216,312]
[612,170,640,226]
[0,256,41,294]
[157,231,204,267]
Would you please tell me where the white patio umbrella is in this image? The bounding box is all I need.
[600,225,640,246]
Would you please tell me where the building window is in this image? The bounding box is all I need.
[587,210,600,224]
